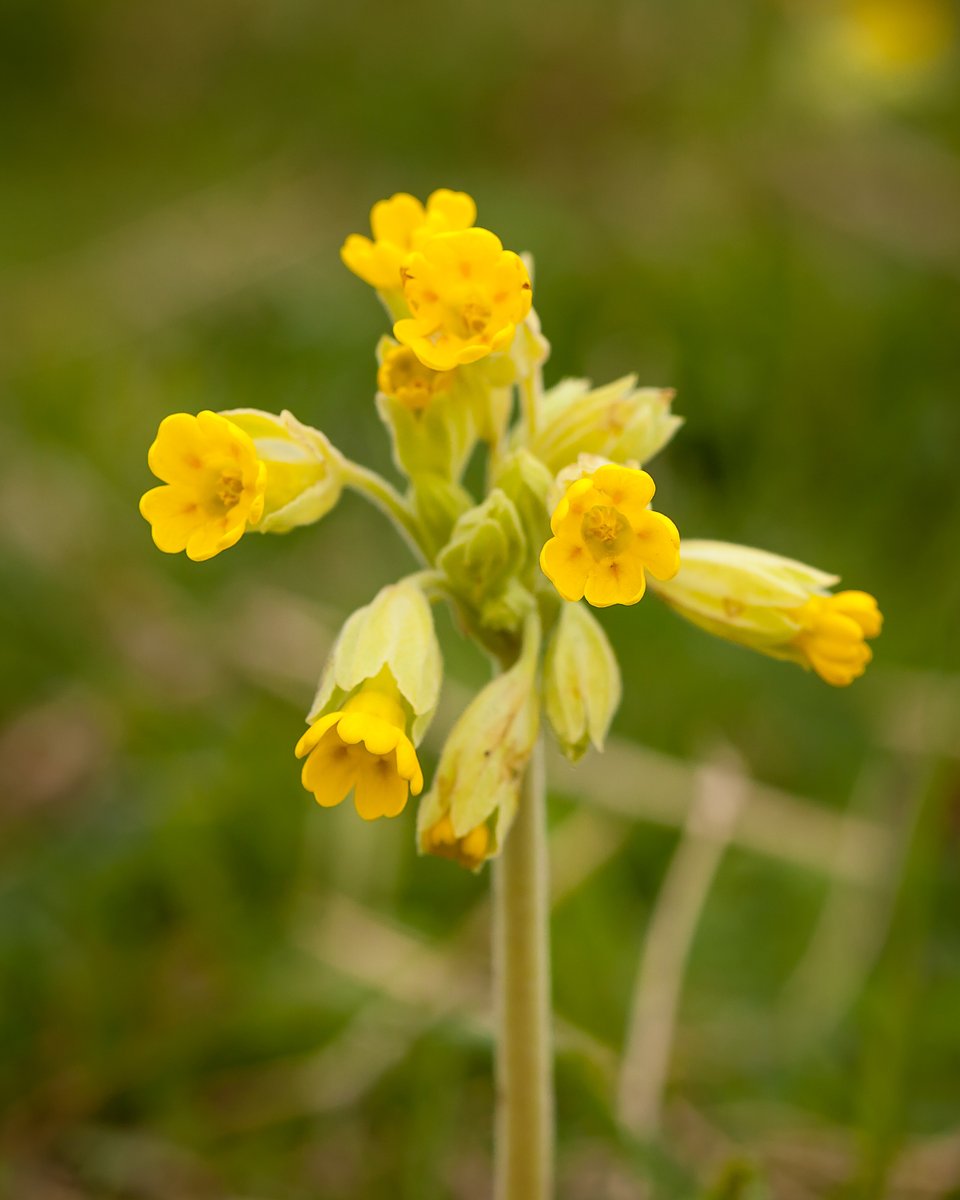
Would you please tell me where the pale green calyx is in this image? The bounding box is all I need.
[543,601,621,761]
[308,578,442,743]
[526,375,682,474]
[416,613,541,868]
[375,336,479,482]
[648,539,840,653]
[223,408,345,533]
[493,449,553,575]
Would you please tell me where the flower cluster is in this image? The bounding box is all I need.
[139,189,883,869]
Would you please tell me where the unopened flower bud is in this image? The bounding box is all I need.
[528,375,682,475]
[438,490,527,613]
[544,602,621,761]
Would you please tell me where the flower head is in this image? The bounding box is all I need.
[140,411,266,562]
[540,464,680,607]
[394,228,533,371]
[341,189,477,293]
[296,687,423,820]
[792,591,883,686]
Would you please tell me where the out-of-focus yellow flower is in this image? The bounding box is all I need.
[792,590,883,686]
[140,410,266,562]
[394,228,533,371]
[341,190,477,293]
[296,686,423,820]
[540,464,680,608]
[649,540,882,686]
[377,343,455,411]
[421,813,491,871]
[840,0,954,74]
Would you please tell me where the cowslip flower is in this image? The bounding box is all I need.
[377,341,455,412]
[341,189,477,293]
[394,228,533,371]
[649,540,882,686]
[295,686,423,820]
[140,411,266,562]
[539,463,680,607]
[792,591,883,686]
[421,814,491,871]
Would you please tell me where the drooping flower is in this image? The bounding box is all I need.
[394,228,533,371]
[792,591,883,686]
[648,540,882,686]
[140,411,267,562]
[296,686,424,820]
[341,189,477,293]
[421,814,491,871]
[539,463,680,607]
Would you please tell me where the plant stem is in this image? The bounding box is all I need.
[340,460,430,564]
[493,736,554,1200]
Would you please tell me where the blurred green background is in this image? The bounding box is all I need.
[2,0,959,1196]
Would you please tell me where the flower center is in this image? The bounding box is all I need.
[448,298,492,339]
[217,471,245,511]
[581,504,633,560]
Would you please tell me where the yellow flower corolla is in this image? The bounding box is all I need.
[421,814,491,871]
[295,687,424,820]
[377,343,455,411]
[841,0,954,73]
[394,228,533,372]
[140,411,266,562]
[540,464,680,608]
[341,189,477,293]
[791,590,883,687]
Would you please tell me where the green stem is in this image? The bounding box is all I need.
[341,460,430,564]
[520,370,541,444]
[493,735,554,1200]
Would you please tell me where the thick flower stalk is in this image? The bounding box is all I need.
[138,186,883,1200]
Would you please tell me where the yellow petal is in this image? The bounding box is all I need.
[184,517,245,562]
[301,734,358,808]
[354,756,409,820]
[593,464,655,521]
[540,537,589,602]
[584,557,647,608]
[294,711,342,759]
[633,510,681,580]
[371,193,425,246]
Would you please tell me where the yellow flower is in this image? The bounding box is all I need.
[539,464,680,607]
[792,590,883,687]
[841,0,954,73]
[649,540,882,687]
[421,814,491,871]
[295,687,424,821]
[140,411,266,562]
[341,189,477,293]
[377,343,455,411]
[394,228,533,371]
